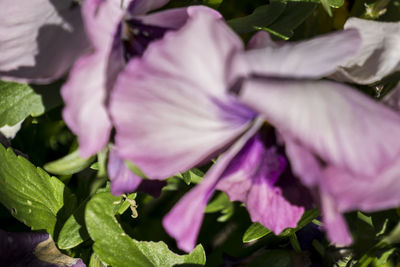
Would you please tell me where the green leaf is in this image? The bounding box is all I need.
[57,201,89,249]
[243,223,272,243]
[265,1,317,40]
[202,0,223,8]
[44,150,95,175]
[227,3,286,34]
[89,253,108,267]
[205,192,234,222]
[0,144,70,236]
[85,192,206,267]
[0,80,44,127]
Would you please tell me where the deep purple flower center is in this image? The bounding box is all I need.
[123,19,171,60]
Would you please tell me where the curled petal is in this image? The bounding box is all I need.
[111,9,254,178]
[0,0,89,83]
[331,18,400,85]
[239,78,400,179]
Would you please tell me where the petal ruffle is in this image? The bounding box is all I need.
[111,9,254,178]
[331,18,400,85]
[239,78,400,178]
[237,29,361,79]
[217,136,304,234]
[0,0,89,83]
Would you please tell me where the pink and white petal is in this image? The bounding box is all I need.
[128,0,169,15]
[0,0,89,83]
[61,54,113,157]
[320,191,352,246]
[108,148,142,196]
[331,18,400,85]
[163,118,263,252]
[323,160,400,212]
[136,6,221,29]
[239,78,400,178]
[111,10,253,179]
[237,29,361,79]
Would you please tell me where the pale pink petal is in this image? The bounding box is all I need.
[111,9,254,179]
[0,0,89,83]
[236,29,361,79]
[163,118,263,252]
[331,18,400,84]
[239,78,400,179]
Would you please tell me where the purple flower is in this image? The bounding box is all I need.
[61,0,215,157]
[330,18,400,85]
[238,31,400,245]
[0,229,85,267]
[0,0,89,83]
[110,9,362,251]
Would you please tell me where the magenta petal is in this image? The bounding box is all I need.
[240,78,400,179]
[320,192,352,246]
[163,118,263,252]
[239,29,361,78]
[108,148,142,196]
[0,0,89,83]
[217,136,304,234]
[332,18,400,84]
[111,10,254,179]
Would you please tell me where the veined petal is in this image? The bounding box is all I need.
[108,148,142,196]
[128,0,169,15]
[163,117,263,252]
[237,29,361,79]
[239,78,400,178]
[111,9,254,179]
[331,18,400,85]
[0,0,89,83]
[217,136,304,234]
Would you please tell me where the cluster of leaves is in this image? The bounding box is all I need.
[1,0,400,266]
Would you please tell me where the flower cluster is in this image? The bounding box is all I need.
[2,0,400,257]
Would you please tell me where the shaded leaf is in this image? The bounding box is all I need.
[243,223,272,243]
[44,150,95,176]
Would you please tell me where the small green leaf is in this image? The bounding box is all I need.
[202,0,223,8]
[0,144,70,236]
[44,150,95,175]
[227,3,286,34]
[85,192,206,267]
[89,253,108,267]
[243,223,272,243]
[0,80,44,127]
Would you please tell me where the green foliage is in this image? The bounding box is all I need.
[205,192,234,222]
[243,223,272,243]
[0,144,75,236]
[44,150,95,176]
[85,192,206,267]
[0,80,44,127]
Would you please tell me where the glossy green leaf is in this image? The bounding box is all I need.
[44,150,95,175]
[0,80,44,127]
[243,223,272,243]
[0,144,72,236]
[85,192,206,267]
